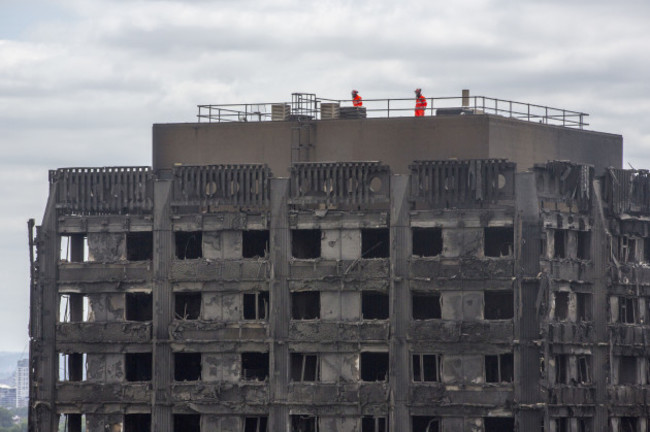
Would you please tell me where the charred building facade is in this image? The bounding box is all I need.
[28,94,650,431]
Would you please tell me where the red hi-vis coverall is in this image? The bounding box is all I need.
[415,94,427,117]
[353,94,363,107]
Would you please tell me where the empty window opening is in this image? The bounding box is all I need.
[241,352,269,381]
[125,353,152,382]
[555,418,569,432]
[244,417,268,432]
[576,292,592,321]
[243,230,270,258]
[59,353,86,381]
[290,415,318,432]
[618,297,636,324]
[290,353,320,382]
[60,414,84,432]
[620,417,637,432]
[484,417,514,432]
[125,292,153,321]
[577,231,590,260]
[362,228,389,258]
[59,294,91,323]
[175,292,201,320]
[577,355,592,384]
[60,234,88,262]
[412,354,440,382]
[361,352,389,382]
[126,232,153,261]
[484,291,514,319]
[411,416,439,432]
[243,292,269,320]
[412,293,441,320]
[362,291,389,320]
[412,227,442,257]
[175,231,203,259]
[618,236,636,263]
[173,414,200,432]
[484,227,513,257]
[577,418,592,432]
[553,230,566,258]
[174,353,201,381]
[554,292,569,320]
[619,356,636,385]
[362,417,387,432]
[124,414,151,432]
[291,291,320,320]
[555,354,568,384]
[292,229,321,259]
[485,353,513,383]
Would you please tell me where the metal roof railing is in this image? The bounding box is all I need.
[197,93,589,129]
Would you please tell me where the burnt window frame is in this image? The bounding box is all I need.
[175,231,203,260]
[242,230,270,259]
[485,353,514,383]
[412,227,443,257]
[484,227,514,257]
[361,291,389,320]
[554,291,570,321]
[618,297,636,324]
[555,354,569,385]
[291,291,321,320]
[124,414,151,432]
[362,416,387,432]
[576,292,592,322]
[360,352,389,382]
[290,353,320,382]
[483,417,514,432]
[553,229,566,259]
[126,231,154,261]
[291,229,322,259]
[244,416,268,432]
[241,352,270,381]
[173,414,200,432]
[174,352,202,382]
[243,291,269,320]
[618,356,637,385]
[411,416,439,432]
[125,292,153,322]
[175,292,202,320]
[125,352,152,382]
[290,415,318,432]
[577,355,592,384]
[361,228,390,258]
[576,230,591,260]
[483,291,514,320]
[412,353,440,382]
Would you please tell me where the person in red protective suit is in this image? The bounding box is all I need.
[352,90,363,107]
[415,88,427,117]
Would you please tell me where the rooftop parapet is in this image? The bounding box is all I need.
[197,92,589,129]
[409,159,516,208]
[289,161,390,207]
[172,164,271,211]
[49,167,153,215]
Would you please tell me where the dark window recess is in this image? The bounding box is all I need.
[61,233,87,262]
[290,353,319,382]
[412,227,442,257]
[244,417,268,432]
[173,414,200,432]
[619,297,636,324]
[484,227,513,257]
[556,418,569,432]
[65,414,82,432]
[576,293,592,321]
[174,353,201,381]
[577,355,591,383]
[243,230,269,258]
[291,291,320,320]
[577,418,592,432]
[361,352,389,382]
[241,352,269,381]
[64,353,84,382]
[412,293,441,319]
[243,292,269,320]
[175,292,201,320]
[291,415,318,432]
[619,356,636,385]
[484,417,514,432]
[554,292,569,320]
[175,231,203,259]
[362,228,390,258]
[125,353,152,382]
[292,229,321,259]
[125,292,153,321]
[553,230,566,258]
[412,416,439,432]
[124,414,151,432]
[555,354,568,384]
[485,353,513,383]
[620,418,637,432]
[645,238,650,263]
[362,417,387,432]
[126,232,153,261]
[577,231,590,260]
[618,237,636,263]
[484,291,514,319]
[362,291,389,320]
[412,354,440,382]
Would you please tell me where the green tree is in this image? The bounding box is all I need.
[0,408,14,428]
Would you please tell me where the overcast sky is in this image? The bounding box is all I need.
[1,0,649,352]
